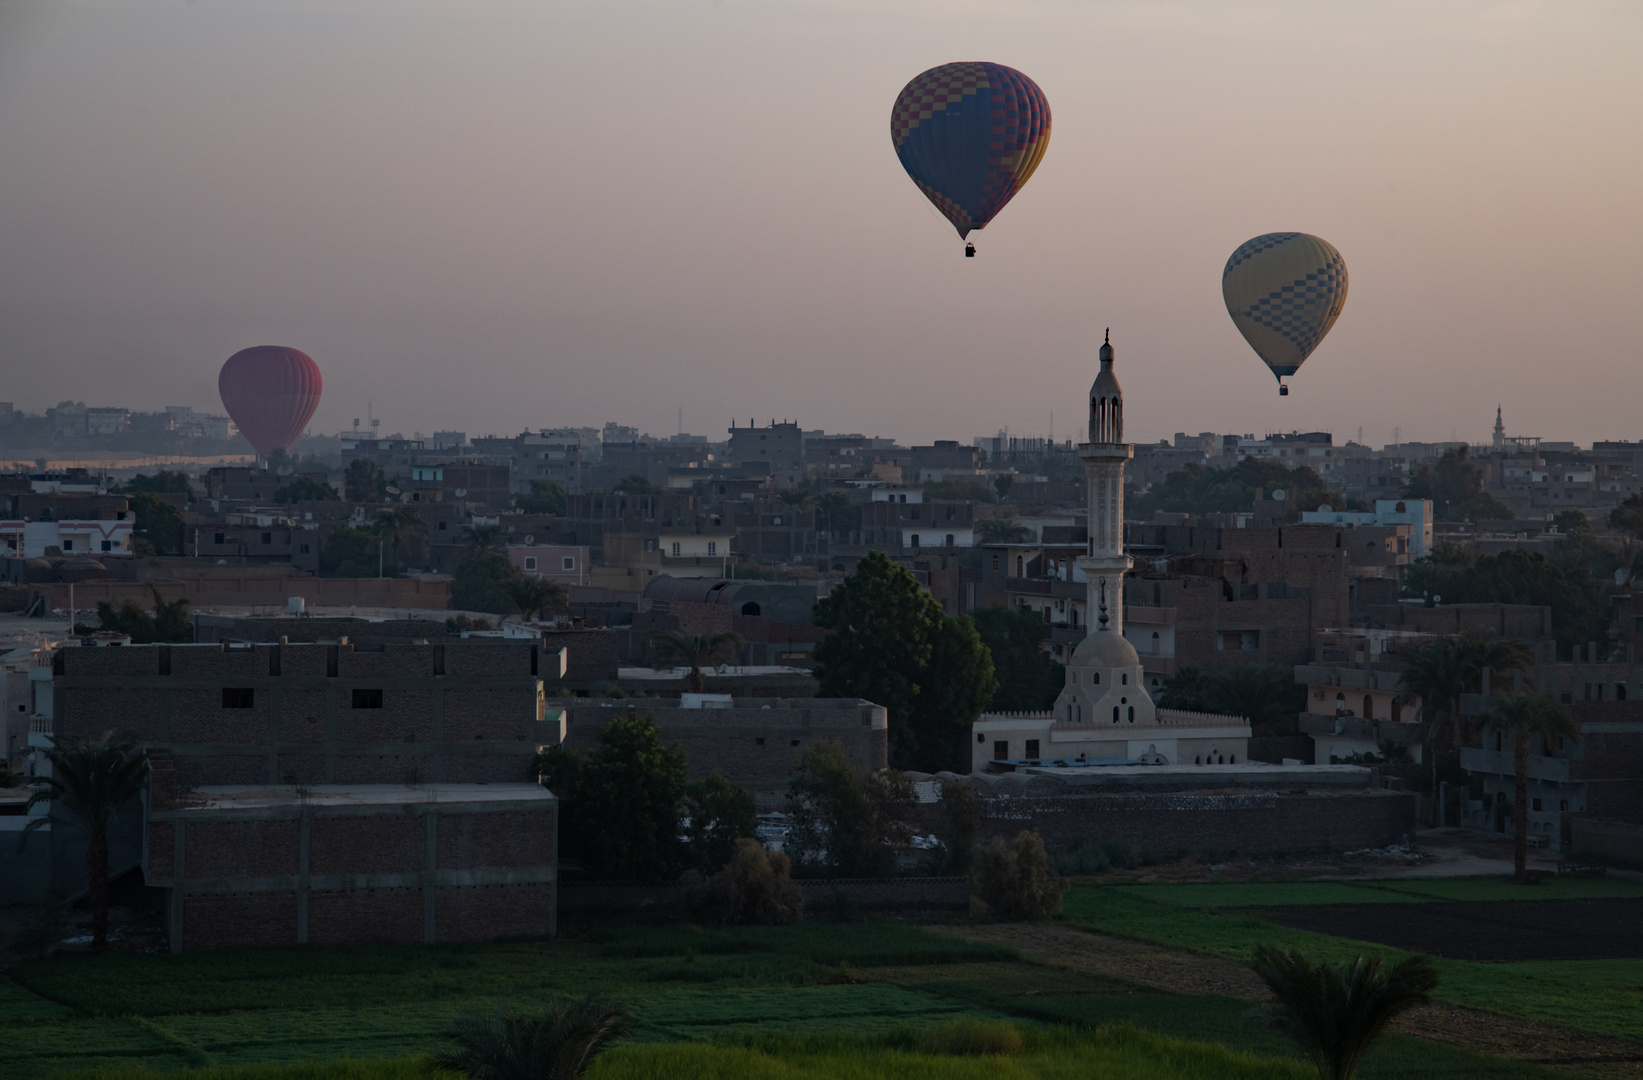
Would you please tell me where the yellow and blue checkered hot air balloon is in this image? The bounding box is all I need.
[1222,233,1349,396]
[891,62,1051,255]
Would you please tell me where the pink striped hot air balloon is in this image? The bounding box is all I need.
[217,346,323,456]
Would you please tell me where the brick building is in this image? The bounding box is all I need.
[48,639,562,950]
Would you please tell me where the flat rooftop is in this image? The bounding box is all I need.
[981,762,1374,791]
[165,783,554,812]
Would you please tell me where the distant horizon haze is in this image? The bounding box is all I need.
[2,1,1638,450]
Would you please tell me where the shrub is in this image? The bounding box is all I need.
[785,741,915,877]
[682,838,803,926]
[972,830,1069,919]
[1054,839,1111,875]
[918,1018,1026,1056]
[433,996,627,1080]
[682,772,759,874]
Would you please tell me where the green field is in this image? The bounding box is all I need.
[1,907,1588,1080]
[1063,882,1643,1041]
[1105,875,1643,909]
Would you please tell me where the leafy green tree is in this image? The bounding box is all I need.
[452,552,519,614]
[1131,459,1360,519]
[128,492,187,556]
[910,615,996,771]
[815,491,861,539]
[118,470,193,500]
[22,732,149,950]
[273,476,340,503]
[575,713,688,879]
[503,575,566,623]
[94,585,192,643]
[1401,446,1511,521]
[434,998,627,1080]
[1250,945,1439,1080]
[344,458,387,503]
[992,474,1014,501]
[318,526,381,577]
[648,630,745,693]
[972,830,1068,918]
[971,606,1064,713]
[1402,547,1603,658]
[1610,492,1643,541]
[372,505,426,571]
[784,740,914,878]
[681,771,759,874]
[1487,691,1579,880]
[513,480,567,515]
[812,551,996,770]
[612,475,660,494]
[1156,664,1303,736]
[976,517,1032,544]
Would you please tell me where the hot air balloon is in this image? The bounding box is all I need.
[1222,233,1348,396]
[890,62,1051,256]
[218,346,323,457]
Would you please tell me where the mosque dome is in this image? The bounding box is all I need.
[1071,629,1140,669]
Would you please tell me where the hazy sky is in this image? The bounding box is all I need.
[2,0,1640,448]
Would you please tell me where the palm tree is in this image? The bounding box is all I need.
[22,732,149,950]
[976,516,1033,545]
[434,997,627,1080]
[1250,944,1439,1080]
[649,630,745,693]
[1397,635,1469,805]
[504,576,567,623]
[372,506,427,571]
[1487,691,1579,881]
[461,522,505,557]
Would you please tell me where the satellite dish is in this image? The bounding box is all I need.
[455,488,467,497]
[524,535,535,545]
[275,464,294,477]
[1271,489,1286,501]
[385,485,401,495]
[1317,504,1333,514]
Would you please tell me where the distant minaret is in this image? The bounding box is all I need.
[1492,406,1505,452]
[1078,330,1132,636]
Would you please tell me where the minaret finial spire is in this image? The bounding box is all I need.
[1097,577,1109,630]
[1104,327,1109,344]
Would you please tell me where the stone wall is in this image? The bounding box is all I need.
[974,788,1416,855]
[558,876,970,914]
[1568,817,1643,868]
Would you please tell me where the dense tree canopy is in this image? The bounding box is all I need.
[1403,543,1609,657]
[1401,447,1511,521]
[811,551,996,771]
[128,493,187,556]
[451,551,519,613]
[784,740,914,878]
[513,480,567,515]
[94,585,193,643]
[1130,459,1359,519]
[575,713,689,879]
[118,470,193,499]
[273,476,340,503]
[318,526,380,578]
[1156,663,1304,736]
[344,459,387,503]
[1611,492,1643,540]
[970,605,1064,713]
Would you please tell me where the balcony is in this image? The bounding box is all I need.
[26,715,53,749]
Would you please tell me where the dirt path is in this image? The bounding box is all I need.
[928,922,1643,1078]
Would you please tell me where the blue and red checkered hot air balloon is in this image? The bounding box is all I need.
[218,346,323,457]
[890,62,1052,255]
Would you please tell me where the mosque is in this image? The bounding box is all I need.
[971,334,1252,770]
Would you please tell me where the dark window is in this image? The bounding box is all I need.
[1024,739,1040,759]
[741,602,761,616]
[994,740,1008,760]
[977,733,985,744]
[755,737,764,747]
[214,532,225,544]
[438,521,448,530]
[299,544,310,554]
[261,532,272,545]
[62,540,73,551]
[222,687,255,709]
[1532,798,1543,811]
[352,688,384,709]
[102,540,112,551]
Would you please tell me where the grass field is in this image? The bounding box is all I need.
[7,877,1634,1079]
[1105,875,1643,909]
[1063,882,1643,1041]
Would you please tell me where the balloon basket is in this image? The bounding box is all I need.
[1279,384,1289,396]
[964,243,976,258]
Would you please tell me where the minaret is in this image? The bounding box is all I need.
[1077,330,1132,636]
[1492,406,1505,452]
